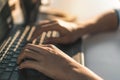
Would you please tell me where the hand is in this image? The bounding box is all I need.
[31,20,80,44]
[17,44,79,80]
[17,44,102,80]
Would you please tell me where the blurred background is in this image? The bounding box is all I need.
[49,0,120,21]
[9,0,120,24]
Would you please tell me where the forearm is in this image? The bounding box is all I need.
[67,10,118,80]
[75,9,118,38]
[63,61,103,80]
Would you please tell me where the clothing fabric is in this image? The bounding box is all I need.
[115,9,120,29]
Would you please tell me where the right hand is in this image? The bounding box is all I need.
[31,20,80,44]
[17,44,103,80]
[17,44,80,80]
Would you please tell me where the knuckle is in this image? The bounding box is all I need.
[47,44,55,48]
[26,43,32,47]
[25,60,33,65]
[50,44,55,48]
[24,61,29,64]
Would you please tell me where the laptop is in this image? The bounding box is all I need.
[0,0,84,80]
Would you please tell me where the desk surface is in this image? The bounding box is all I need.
[82,30,120,80]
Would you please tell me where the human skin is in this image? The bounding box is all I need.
[17,44,103,80]
[31,9,118,44]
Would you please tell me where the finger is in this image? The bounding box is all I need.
[31,22,62,41]
[45,37,69,44]
[30,32,41,41]
[17,49,33,64]
[19,60,43,72]
[31,21,57,41]
[40,22,63,32]
[17,49,43,64]
[24,44,47,54]
[37,20,57,26]
[42,44,55,48]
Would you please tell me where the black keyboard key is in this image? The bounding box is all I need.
[5,67,14,72]
[0,69,4,74]
[7,52,13,55]
[14,66,19,71]
[13,42,18,45]
[0,64,7,68]
[8,63,16,67]
[15,39,20,42]
[11,58,17,62]
[0,53,3,57]
[8,49,15,52]
[13,54,19,58]
[15,51,21,54]
[4,55,11,60]
[0,72,11,80]
[1,59,9,64]
[0,51,5,54]
[10,71,19,80]
[19,44,25,47]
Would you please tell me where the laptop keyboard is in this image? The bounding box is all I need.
[0,24,83,80]
[0,25,53,80]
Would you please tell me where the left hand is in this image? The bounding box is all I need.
[31,20,79,44]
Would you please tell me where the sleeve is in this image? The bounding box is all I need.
[115,9,120,30]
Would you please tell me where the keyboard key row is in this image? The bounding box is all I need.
[0,72,11,80]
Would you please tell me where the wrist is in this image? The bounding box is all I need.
[72,21,94,39]
[63,62,103,80]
